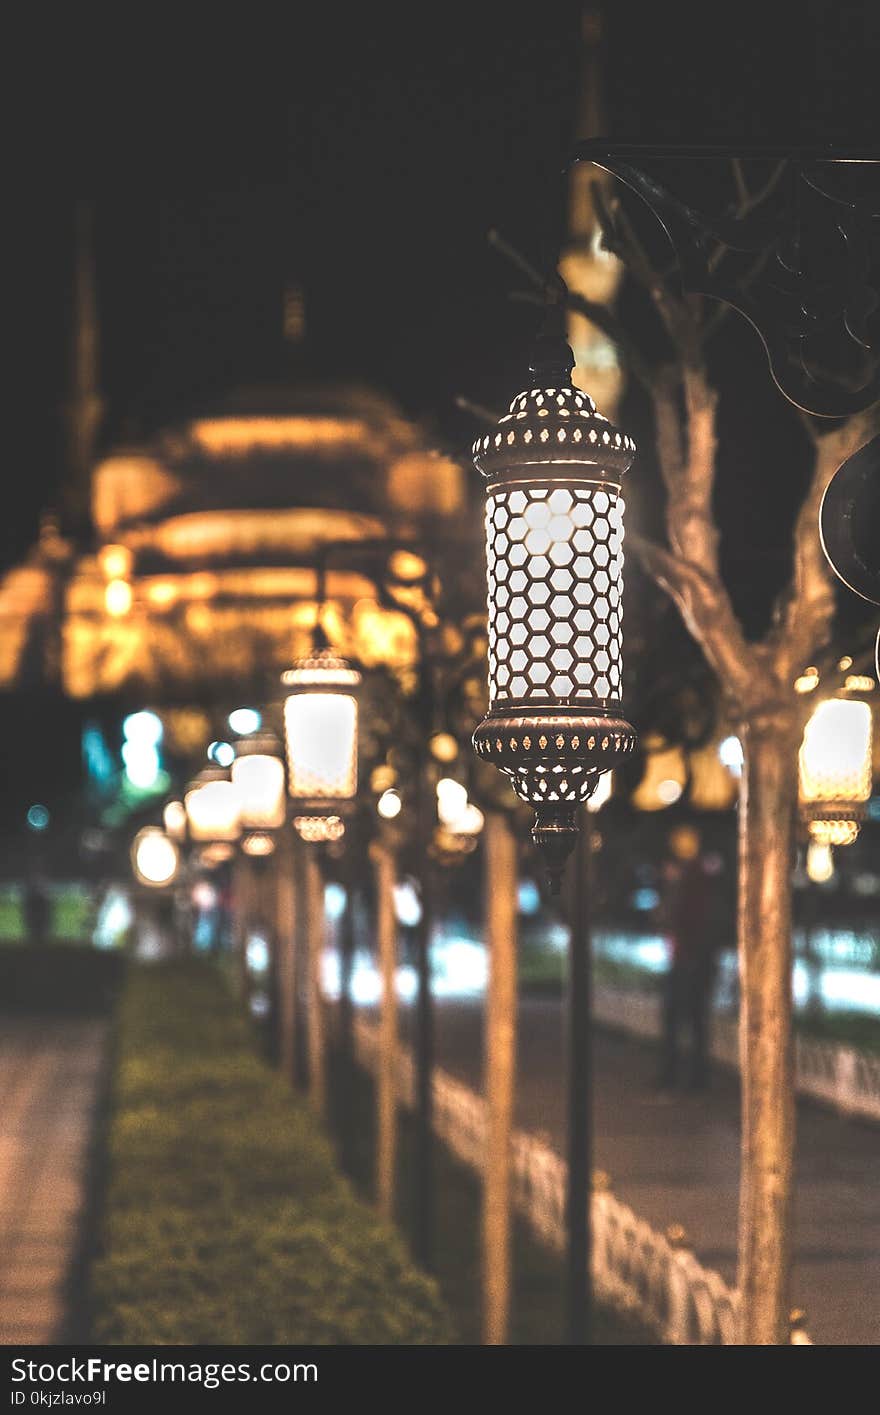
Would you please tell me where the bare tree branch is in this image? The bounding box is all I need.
[770,405,880,682]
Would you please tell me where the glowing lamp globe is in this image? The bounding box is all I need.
[282,644,361,814]
[184,766,241,844]
[231,733,286,831]
[132,827,179,887]
[472,321,637,887]
[163,799,187,842]
[799,696,873,844]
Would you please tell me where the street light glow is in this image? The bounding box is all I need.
[436,777,469,829]
[132,827,179,887]
[228,707,262,735]
[377,788,402,819]
[231,736,286,830]
[123,711,163,746]
[185,770,241,842]
[208,740,236,768]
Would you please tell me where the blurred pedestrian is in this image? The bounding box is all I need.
[657,825,717,1092]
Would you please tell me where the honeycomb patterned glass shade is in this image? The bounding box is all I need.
[472,370,637,888]
[486,483,623,706]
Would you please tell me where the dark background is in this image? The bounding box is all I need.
[4,0,878,819]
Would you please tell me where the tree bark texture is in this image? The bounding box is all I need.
[481,813,518,1345]
[736,713,800,1344]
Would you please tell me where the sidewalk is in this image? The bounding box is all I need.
[0,1019,107,1343]
[402,994,880,1346]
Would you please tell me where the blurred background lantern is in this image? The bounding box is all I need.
[163,798,187,842]
[472,310,637,887]
[282,637,361,813]
[131,826,179,887]
[231,732,286,831]
[184,765,241,843]
[799,694,873,845]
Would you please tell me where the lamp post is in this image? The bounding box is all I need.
[282,633,362,1152]
[231,730,288,1061]
[471,304,636,1343]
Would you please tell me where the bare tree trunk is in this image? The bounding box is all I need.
[372,838,398,1221]
[274,830,298,1084]
[482,813,518,1345]
[304,846,326,1117]
[737,711,799,1344]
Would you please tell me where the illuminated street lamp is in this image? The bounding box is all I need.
[231,733,286,832]
[799,694,873,846]
[471,306,637,1347]
[472,311,637,890]
[163,798,187,843]
[131,827,179,887]
[184,765,241,844]
[282,636,361,823]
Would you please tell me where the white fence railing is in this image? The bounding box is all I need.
[593,985,880,1123]
[352,1017,800,1344]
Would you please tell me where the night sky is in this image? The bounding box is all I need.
[4,1,878,820]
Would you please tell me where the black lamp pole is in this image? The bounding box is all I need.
[413,761,435,1270]
[565,804,593,1343]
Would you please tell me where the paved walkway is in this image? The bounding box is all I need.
[400,994,880,1346]
[0,1019,107,1343]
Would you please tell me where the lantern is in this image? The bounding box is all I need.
[231,733,286,831]
[184,765,241,843]
[131,827,179,887]
[163,798,187,842]
[799,695,873,844]
[472,320,637,887]
[282,641,361,814]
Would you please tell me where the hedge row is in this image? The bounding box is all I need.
[89,960,451,1344]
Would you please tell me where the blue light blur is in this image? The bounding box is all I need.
[517,879,541,915]
[229,708,262,735]
[26,803,50,832]
[325,882,347,920]
[123,711,163,746]
[208,740,235,768]
[632,887,660,912]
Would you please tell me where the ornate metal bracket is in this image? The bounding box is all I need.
[571,142,880,417]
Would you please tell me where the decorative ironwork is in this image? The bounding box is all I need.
[572,142,880,417]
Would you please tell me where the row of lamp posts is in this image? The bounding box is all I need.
[130,296,873,1345]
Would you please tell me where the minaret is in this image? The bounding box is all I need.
[558,5,624,415]
[64,202,103,536]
